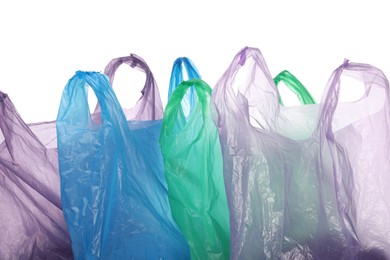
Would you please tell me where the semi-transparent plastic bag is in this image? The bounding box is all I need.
[211,47,360,259]
[0,91,73,259]
[320,60,390,259]
[56,55,190,259]
[161,78,230,259]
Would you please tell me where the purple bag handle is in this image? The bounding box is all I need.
[0,92,62,209]
[317,59,390,137]
[96,54,163,121]
[213,47,280,129]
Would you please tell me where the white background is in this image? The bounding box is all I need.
[1,1,389,123]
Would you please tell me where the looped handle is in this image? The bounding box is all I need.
[212,46,279,129]
[57,71,129,133]
[168,57,201,114]
[318,59,390,136]
[102,54,163,120]
[274,70,316,105]
[162,79,212,135]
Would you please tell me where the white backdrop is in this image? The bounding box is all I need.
[1,1,389,123]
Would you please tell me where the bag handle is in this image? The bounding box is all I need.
[57,71,129,137]
[168,57,201,114]
[317,59,390,137]
[273,70,316,105]
[212,46,281,130]
[100,54,163,120]
[162,79,212,136]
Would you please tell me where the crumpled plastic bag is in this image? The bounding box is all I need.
[161,78,230,259]
[211,47,361,259]
[320,59,390,259]
[0,91,73,259]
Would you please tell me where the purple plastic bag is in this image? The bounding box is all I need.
[0,92,73,259]
[211,47,360,259]
[321,60,390,259]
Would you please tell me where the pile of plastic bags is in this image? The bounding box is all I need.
[1,47,389,259]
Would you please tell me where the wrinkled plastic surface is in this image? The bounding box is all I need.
[168,57,201,116]
[0,91,73,259]
[322,61,390,259]
[57,63,190,258]
[160,79,230,259]
[211,47,360,259]
[273,70,316,105]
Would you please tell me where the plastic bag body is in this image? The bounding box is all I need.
[160,79,230,259]
[0,92,73,259]
[56,70,189,259]
[211,47,360,259]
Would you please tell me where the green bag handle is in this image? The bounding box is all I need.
[274,70,316,105]
[162,78,212,135]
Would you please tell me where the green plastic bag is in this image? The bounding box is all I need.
[160,79,230,260]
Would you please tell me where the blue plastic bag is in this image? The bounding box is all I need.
[56,69,190,259]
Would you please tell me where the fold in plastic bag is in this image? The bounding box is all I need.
[211,47,360,259]
[161,78,230,259]
[57,56,189,259]
[0,91,73,259]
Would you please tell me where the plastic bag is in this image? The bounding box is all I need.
[57,57,190,258]
[0,91,73,259]
[211,47,360,259]
[321,60,390,259]
[160,78,230,259]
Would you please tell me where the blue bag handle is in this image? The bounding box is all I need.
[168,57,201,114]
[57,71,129,136]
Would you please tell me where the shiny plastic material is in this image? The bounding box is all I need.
[211,47,360,259]
[0,92,73,259]
[57,68,189,259]
[160,79,230,260]
[168,57,201,116]
[322,61,390,258]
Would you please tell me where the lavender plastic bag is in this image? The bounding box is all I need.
[321,60,390,258]
[0,92,73,259]
[211,47,360,259]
